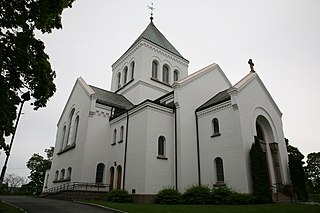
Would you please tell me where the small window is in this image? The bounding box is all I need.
[96,163,105,184]
[212,118,220,137]
[123,66,128,84]
[60,169,65,180]
[130,61,135,80]
[163,65,169,84]
[158,136,166,156]
[112,129,117,145]
[152,60,158,79]
[119,126,124,142]
[215,157,224,182]
[174,69,179,82]
[117,72,121,89]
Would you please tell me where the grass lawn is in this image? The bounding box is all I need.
[0,201,23,213]
[81,200,320,213]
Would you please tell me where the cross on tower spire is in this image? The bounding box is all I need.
[147,3,155,21]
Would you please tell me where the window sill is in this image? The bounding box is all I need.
[53,177,71,183]
[150,77,172,88]
[157,155,168,160]
[111,142,116,146]
[211,133,221,138]
[115,79,134,93]
[57,143,76,155]
[213,181,226,187]
[118,140,123,144]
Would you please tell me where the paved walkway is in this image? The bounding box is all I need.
[1,196,117,213]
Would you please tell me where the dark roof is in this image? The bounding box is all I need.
[130,20,185,59]
[196,89,230,112]
[89,85,134,110]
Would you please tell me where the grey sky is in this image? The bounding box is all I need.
[1,0,319,179]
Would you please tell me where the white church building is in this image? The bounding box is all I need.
[43,17,290,196]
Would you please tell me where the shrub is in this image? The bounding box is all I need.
[211,186,233,204]
[107,189,132,203]
[225,193,257,205]
[182,185,212,204]
[156,188,181,204]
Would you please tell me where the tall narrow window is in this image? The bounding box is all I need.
[158,136,166,156]
[55,170,59,180]
[163,65,169,84]
[66,109,75,146]
[109,167,115,190]
[116,165,122,189]
[61,125,66,150]
[112,129,117,145]
[152,60,158,79]
[45,174,49,188]
[72,116,79,144]
[60,169,65,180]
[130,61,135,80]
[95,163,105,184]
[119,126,124,142]
[67,167,72,179]
[117,72,121,89]
[212,118,220,136]
[174,69,179,82]
[123,66,128,84]
[215,157,224,182]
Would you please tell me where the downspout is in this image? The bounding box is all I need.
[122,111,129,190]
[195,111,201,186]
[174,106,178,190]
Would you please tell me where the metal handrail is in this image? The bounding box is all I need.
[42,182,110,195]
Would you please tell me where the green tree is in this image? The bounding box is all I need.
[250,136,272,203]
[305,152,320,194]
[287,142,308,201]
[0,0,75,152]
[26,147,53,194]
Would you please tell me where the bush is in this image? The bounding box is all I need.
[182,185,212,204]
[156,188,181,204]
[107,189,132,203]
[211,186,233,204]
[225,193,257,205]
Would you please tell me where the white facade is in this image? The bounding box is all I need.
[43,19,289,195]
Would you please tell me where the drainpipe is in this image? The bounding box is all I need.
[195,111,201,186]
[122,112,129,190]
[174,106,178,190]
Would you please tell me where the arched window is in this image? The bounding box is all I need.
[109,167,115,190]
[117,72,121,89]
[112,129,117,145]
[95,163,105,184]
[55,170,59,180]
[123,66,128,85]
[256,123,264,141]
[130,61,135,80]
[66,108,75,146]
[212,118,220,136]
[158,136,166,156]
[116,165,122,189]
[120,126,124,142]
[215,157,224,182]
[152,60,158,79]
[174,69,179,82]
[72,115,79,144]
[60,169,65,180]
[67,167,72,179]
[61,125,66,150]
[162,65,169,84]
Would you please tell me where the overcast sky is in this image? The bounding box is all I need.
[1,0,319,179]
